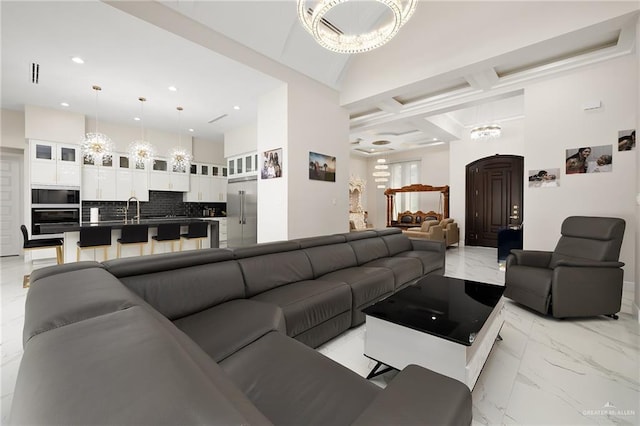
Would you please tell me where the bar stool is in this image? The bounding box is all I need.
[117,224,149,258]
[180,221,209,250]
[77,226,112,262]
[151,223,181,253]
[21,225,64,288]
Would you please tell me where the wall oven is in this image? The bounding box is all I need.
[31,187,80,236]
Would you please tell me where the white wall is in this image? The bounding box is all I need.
[636,16,640,318]
[193,137,224,164]
[224,123,257,158]
[524,56,637,281]
[25,105,84,144]
[1,109,26,150]
[287,81,350,239]
[449,119,525,242]
[257,85,288,243]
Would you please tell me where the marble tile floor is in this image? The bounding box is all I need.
[1,247,638,425]
[318,246,640,426]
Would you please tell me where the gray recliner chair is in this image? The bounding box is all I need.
[504,216,625,319]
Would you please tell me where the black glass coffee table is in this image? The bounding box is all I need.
[363,274,505,389]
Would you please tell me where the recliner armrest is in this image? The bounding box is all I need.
[507,250,552,268]
[352,365,471,426]
[554,260,625,268]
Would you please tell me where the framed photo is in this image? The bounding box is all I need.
[565,145,612,174]
[260,148,282,179]
[618,129,636,151]
[528,168,559,188]
[309,152,336,182]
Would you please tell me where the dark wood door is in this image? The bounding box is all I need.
[465,155,523,247]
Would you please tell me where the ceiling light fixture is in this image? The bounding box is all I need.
[168,106,192,173]
[373,158,390,189]
[233,105,240,110]
[470,124,502,140]
[71,56,84,64]
[81,85,113,165]
[128,97,156,168]
[60,102,69,107]
[168,86,177,92]
[297,0,417,54]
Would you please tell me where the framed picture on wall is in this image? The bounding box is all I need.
[618,129,636,151]
[528,168,559,188]
[260,148,282,179]
[565,145,612,174]
[309,152,336,182]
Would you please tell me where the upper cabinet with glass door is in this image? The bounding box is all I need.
[30,140,81,186]
[226,152,257,178]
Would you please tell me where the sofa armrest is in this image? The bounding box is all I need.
[30,261,104,285]
[507,250,552,268]
[554,259,625,268]
[409,238,446,255]
[351,365,471,426]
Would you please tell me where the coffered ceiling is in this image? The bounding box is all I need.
[2,1,638,155]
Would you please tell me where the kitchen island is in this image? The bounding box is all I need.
[49,217,219,263]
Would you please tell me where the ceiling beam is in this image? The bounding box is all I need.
[375,98,404,113]
[464,68,500,90]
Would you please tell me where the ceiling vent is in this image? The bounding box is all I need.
[207,114,228,124]
[30,62,40,84]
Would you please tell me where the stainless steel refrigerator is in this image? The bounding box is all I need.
[226,176,257,247]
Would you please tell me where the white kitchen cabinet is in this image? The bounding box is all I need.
[115,154,149,201]
[149,158,189,192]
[184,163,213,202]
[30,140,81,186]
[82,165,116,200]
[211,176,227,202]
[226,152,257,178]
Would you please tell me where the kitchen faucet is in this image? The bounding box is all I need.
[127,196,141,224]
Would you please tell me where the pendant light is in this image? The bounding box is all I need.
[81,85,113,164]
[373,158,390,189]
[128,97,155,168]
[167,106,192,173]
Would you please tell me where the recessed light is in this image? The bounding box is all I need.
[60,102,69,107]
[188,128,194,132]
[133,117,140,121]
[432,138,438,141]
[71,57,84,64]
[233,105,240,110]
[168,86,178,92]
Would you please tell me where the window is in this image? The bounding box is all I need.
[390,160,421,216]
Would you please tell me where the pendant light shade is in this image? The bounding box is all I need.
[168,106,192,173]
[128,97,155,168]
[81,85,113,164]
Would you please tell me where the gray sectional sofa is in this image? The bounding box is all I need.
[10,228,472,425]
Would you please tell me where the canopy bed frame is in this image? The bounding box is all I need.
[384,184,450,227]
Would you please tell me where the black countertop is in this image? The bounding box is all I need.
[42,217,216,233]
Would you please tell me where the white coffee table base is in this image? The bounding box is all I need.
[364,298,504,390]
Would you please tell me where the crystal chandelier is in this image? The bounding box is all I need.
[168,107,192,173]
[297,0,417,54]
[470,124,502,140]
[372,158,390,189]
[81,85,113,164]
[128,97,155,168]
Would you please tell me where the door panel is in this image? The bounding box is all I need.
[0,153,22,256]
[466,155,523,247]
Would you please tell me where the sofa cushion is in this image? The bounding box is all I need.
[220,331,380,426]
[118,260,246,321]
[395,250,445,275]
[103,249,235,277]
[250,280,351,339]
[24,267,141,345]
[319,266,394,326]
[294,234,346,249]
[364,257,423,289]
[174,299,285,362]
[238,251,314,297]
[349,237,390,265]
[380,232,413,256]
[504,265,553,314]
[303,242,358,277]
[12,306,272,426]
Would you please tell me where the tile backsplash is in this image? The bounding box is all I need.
[82,191,226,222]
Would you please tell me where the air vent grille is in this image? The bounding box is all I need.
[207,114,228,124]
[30,62,40,84]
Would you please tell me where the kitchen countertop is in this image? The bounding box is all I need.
[42,217,217,234]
